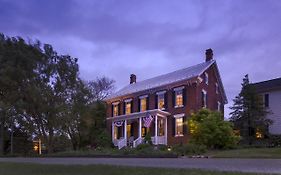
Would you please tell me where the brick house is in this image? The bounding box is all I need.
[105,49,227,149]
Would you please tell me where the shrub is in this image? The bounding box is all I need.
[188,109,240,149]
[268,135,281,147]
[173,143,206,156]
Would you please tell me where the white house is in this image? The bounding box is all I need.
[252,77,281,135]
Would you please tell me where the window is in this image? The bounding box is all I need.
[157,91,165,109]
[175,117,183,136]
[139,95,148,112]
[174,87,184,108]
[124,99,132,114]
[215,83,219,94]
[204,72,209,85]
[112,102,119,116]
[201,90,207,108]
[264,94,269,108]
[217,101,221,111]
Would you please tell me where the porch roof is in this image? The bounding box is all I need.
[107,109,170,122]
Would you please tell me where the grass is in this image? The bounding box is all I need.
[207,147,281,158]
[0,162,272,175]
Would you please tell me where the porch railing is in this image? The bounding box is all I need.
[133,137,143,148]
[151,136,166,145]
[117,138,127,149]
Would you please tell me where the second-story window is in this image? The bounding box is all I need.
[174,87,184,108]
[204,72,209,85]
[201,90,207,108]
[156,91,166,110]
[112,102,119,116]
[139,95,148,112]
[124,99,132,114]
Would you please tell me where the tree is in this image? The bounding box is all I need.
[188,109,239,149]
[230,74,272,145]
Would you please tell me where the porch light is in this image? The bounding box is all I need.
[167,147,172,151]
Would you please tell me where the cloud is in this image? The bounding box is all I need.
[0,0,281,118]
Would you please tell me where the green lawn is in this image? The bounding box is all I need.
[207,148,281,158]
[0,162,269,175]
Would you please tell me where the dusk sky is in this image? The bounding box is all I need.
[1,0,280,118]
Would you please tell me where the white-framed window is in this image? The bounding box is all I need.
[174,113,185,137]
[215,83,219,94]
[112,102,119,116]
[217,101,221,111]
[202,89,207,108]
[139,95,148,112]
[124,99,132,114]
[174,86,184,108]
[204,72,209,85]
[157,91,166,110]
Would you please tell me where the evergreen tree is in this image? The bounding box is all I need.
[230,74,272,145]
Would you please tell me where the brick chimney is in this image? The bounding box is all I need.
[130,74,136,84]
[205,48,213,62]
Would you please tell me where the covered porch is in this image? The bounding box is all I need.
[107,109,170,149]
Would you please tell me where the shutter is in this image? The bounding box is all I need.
[111,104,114,117]
[118,103,121,115]
[172,91,175,107]
[155,94,158,109]
[183,116,187,135]
[146,96,149,110]
[131,123,134,136]
[131,101,133,113]
[123,102,126,115]
[183,88,187,106]
[138,98,140,112]
[172,117,176,136]
[164,92,168,109]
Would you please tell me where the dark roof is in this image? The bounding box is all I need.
[252,77,281,93]
[107,60,228,103]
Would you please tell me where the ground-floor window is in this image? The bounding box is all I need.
[175,117,184,136]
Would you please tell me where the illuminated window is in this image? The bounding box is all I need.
[158,119,164,136]
[175,117,184,136]
[140,96,147,112]
[125,100,132,114]
[204,72,209,85]
[157,92,165,110]
[174,87,184,108]
[126,124,131,137]
[201,90,207,108]
[256,128,263,139]
[114,126,118,139]
[113,103,119,116]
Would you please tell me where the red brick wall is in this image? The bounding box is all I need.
[106,64,226,146]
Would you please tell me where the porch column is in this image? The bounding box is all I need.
[124,120,127,141]
[112,122,115,141]
[165,117,167,145]
[138,117,142,138]
[155,115,158,145]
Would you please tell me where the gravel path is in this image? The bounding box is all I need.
[0,157,281,174]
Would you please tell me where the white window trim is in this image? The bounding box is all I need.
[157,92,166,110]
[174,114,185,137]
[156,90,166,95]
[139,95,148,99]
[174,113,185,118]
[112,101,120,105]
[124,98,132,102]
[215,83,219,94]
[174,87,184,108]
[173,86,184,91]
[204,72,209,85]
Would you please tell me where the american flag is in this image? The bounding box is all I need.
[143,113,153,128]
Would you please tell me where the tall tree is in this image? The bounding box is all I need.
[230,74,272,145]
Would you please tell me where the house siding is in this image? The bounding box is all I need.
[264,90,281,134]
